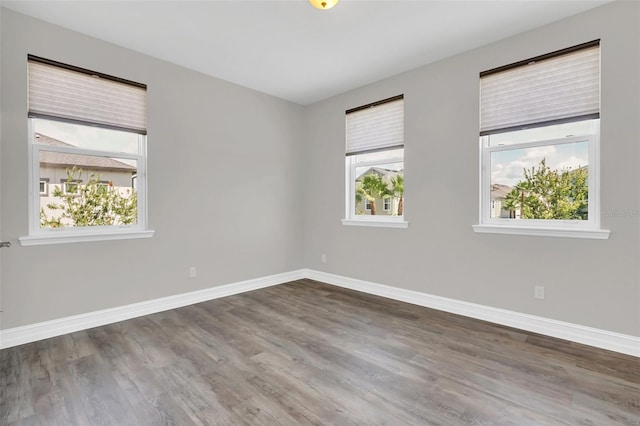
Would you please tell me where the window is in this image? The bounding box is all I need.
[61,179,82,195]
[383,197,391,212]
[343,95,407,228]
[39,178,49,196]
[474,40,609,239]
[20,55,154,245]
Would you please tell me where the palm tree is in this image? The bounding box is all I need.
[354,185,364,214]
[503,188,521,218]
[503,181,537,219]
[359,174,388,215]
[390,174,404,216]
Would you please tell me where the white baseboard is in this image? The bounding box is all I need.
[2,268,638,357]
[0,269,306,350]
[304,269,640,358]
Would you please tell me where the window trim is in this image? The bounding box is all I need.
[471,224,610,239]
[482,135,597,228]
[341,218,409,229]
[475,42,609,239]
[39,178,49,196]
[61,178,82,196]
[344,95,407,228]
[474,127,609,239]
[21,56,153,245]
[20,119,154,246]
[383,197,391,212]
[344,152,407,228]
[19,228,155,246]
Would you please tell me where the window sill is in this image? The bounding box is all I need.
[342,219,409,229]
[472,224,610,240]
[19,229,155,246]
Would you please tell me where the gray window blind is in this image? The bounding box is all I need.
[480,42,600,135]
[28,57,147,134]
[346,96,404,155]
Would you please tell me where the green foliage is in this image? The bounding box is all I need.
[389,174,404,216]
[504,159,588,220]
[355,171,404,216]
[40,166,137,228]
[356,174,389,215]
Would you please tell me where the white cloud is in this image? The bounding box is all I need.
[491,142,588,187]
[552,155,588,171]
[34,119,138,155]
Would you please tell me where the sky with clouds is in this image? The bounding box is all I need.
[34,119,139,155]
[491,141,588,187]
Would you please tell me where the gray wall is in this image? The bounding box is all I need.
[0,9,305,329]
[301,1,640,337]
[2,2,639,339]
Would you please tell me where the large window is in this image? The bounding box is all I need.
[20,56,153,245]
[343,95,407,228]
[474,40,609,239]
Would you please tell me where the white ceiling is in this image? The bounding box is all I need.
[3,0,610,105]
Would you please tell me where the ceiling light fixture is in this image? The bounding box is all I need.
[309,0,339,10]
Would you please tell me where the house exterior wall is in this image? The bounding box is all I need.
[355,196,398,216]
[39,165,135,226]
[40,165,134,190]
[489,199,513,219]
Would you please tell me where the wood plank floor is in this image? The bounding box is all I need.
[1,279,639,425]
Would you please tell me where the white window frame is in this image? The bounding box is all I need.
[383,197,391,212]
[474,41,609,239]
[96,181,111,194]
[20,55,153,245]
[343,152,407,228]
[364,199,373,211]
[61,178,82,196]
[20,119,153,246]
[342,95,408,229]
[474,130,609,239]
[39,179,48,196]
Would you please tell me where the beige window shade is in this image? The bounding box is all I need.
[480,43,600,135]
[28,57,147,134]
[346,96,404,155]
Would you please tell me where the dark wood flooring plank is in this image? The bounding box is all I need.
[1,279,638,425]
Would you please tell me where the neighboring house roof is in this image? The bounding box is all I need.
[491,183,513,200]
[37,133,136,172]
[356,167,403,184]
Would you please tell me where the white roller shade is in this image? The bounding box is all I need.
[346,96,404,155]
[480,43,599,135]
[28,58,147,134]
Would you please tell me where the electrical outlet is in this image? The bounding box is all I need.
[189,267,197,278]
[534,285,545,299]
[321,253,327,263]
